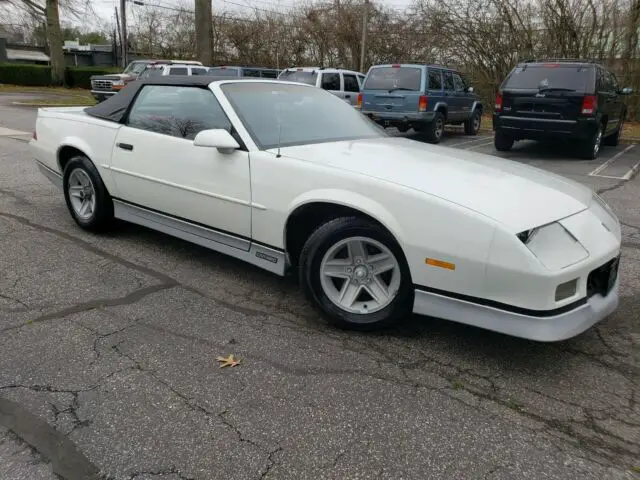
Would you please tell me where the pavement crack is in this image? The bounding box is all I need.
[259,446,282,480]
[0,396,102,479]
[0,188,32,205]
[0,211,176,284]
[129,466,194,479]
[218,409,265,451]
[621,221,640,231]
[622,241,640,250]
[0,292,30,309]
[0,284,178,335]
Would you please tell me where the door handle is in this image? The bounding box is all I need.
[345,95,351,99]
[117,142,133,151]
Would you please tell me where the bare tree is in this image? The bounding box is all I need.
[1,0,92,84]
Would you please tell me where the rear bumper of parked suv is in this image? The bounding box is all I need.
[362,110,435,127]
[493,114,599,140]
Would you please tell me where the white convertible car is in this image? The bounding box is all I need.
[30,76,621,341]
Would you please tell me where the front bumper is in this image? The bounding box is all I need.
[493,114,599,140]
[412,273,619,342]
[90,90,117,101]
[362,110,435,127]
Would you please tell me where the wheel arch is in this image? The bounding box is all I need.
[284,190,406,268]
[57,138,95,173]
[433,102,448,119]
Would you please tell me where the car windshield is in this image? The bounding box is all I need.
[138,67,163,79]
[363,67,422,91]
[208,67,240,77]
[503,65,591,91]
[221,82,386,149]
[278,70,318,85]
[124,62,148,74]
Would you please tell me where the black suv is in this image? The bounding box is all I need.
[493,59,632,159]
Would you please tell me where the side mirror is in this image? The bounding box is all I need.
[193,129,239,154]
[467,86,474,93]
[621,87,633,95]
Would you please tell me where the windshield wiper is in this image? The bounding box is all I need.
[537,87,576,93]
[388,87,412,93]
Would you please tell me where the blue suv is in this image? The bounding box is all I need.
[358,63,483,143]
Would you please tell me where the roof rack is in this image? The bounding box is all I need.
[522,58,597,64]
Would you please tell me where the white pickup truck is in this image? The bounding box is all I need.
[30,76,622,341]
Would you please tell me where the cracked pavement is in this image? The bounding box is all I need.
[0,97,639,479]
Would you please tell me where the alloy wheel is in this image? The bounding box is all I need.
[319,236,401,317]
[68,168,97,221]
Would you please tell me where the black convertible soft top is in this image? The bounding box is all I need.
[84,75,276,123]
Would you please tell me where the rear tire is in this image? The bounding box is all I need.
[424,111,445,144]
[603,116,623,147]
[580,123,603,159]
[464,109,481,136]
[62,156,114,232]
[494,130,514,151]
[299,217,413,331]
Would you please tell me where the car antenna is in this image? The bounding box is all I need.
[276,100,282,158]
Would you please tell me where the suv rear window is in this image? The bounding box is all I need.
[503,65,592,92]
[363,67,422,91]
[279,70,318,85]
[208,67,240,77]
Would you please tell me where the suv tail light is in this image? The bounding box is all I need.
[495,92,503,112]
[581,95,597,115]
[418,95,428,112]
[356,93,362,109]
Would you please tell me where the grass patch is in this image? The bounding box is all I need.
[622,122,640,140]
[18,95,96,106]
[0,84,90,95]
[506,398,524,411]
[631,465,640,473]
[451,379,465,390]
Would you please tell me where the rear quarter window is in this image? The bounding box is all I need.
[279,70,318,85]
[502,65,594,92]
[363,67,422,91]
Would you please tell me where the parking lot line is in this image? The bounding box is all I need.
[462,139,495,150]
[588,144,636,177]
[446,135,494,148]
[622,160,640,180]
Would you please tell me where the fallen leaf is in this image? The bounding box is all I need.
[216,354,241,368]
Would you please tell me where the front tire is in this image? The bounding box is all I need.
[299,217,414,331]
[63,155,114,232]
[464,109,481,136]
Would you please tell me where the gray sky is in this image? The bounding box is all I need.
[87,0,413,31]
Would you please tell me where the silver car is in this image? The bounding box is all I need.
[278,67,366,106]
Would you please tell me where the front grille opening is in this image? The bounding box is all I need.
[586,256,620,298]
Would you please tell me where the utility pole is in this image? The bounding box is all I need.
[360,0,369,73]
[195,0,213,64]
[120,0,127,68]
[115,7,122,66]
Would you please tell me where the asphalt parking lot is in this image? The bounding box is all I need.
[0,95,639,480]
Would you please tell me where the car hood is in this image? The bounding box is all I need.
[90,73,131,81]
[276,136,593,232]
